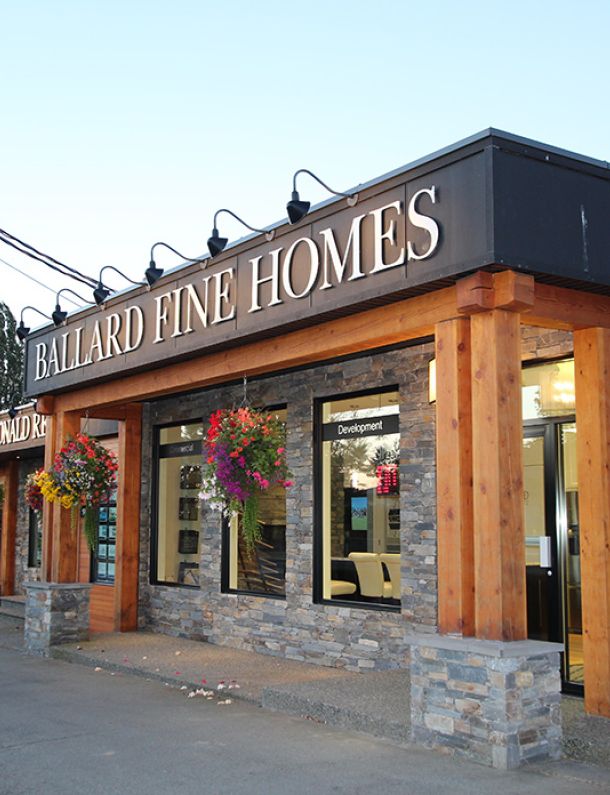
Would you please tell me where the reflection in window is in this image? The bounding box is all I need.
[28,508,42,568]
[225,409,287,596]
[155,423,203,586]
[522,359,575,420]
[320,390,401,605]
[93,489,117,583]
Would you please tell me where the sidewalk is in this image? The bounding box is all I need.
[2,614,609,770]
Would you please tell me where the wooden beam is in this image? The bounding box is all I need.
[36,395,55,415]
[114,406,142,631]
[50,411,82,583]
[471,309,527,640]
[574,327,610,717]
[435,318,474,635]
[0,460,18,595]
[529,282,610,331]
[51,286,459,414]
[456,271,535,315]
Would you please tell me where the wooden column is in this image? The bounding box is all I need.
[41,413,56,582]
[471,309,527,640]
[574,327,610,717]
[0,460,19,595]
[50,410,82,583]
[114,406,142,631]
[435,317,474,635]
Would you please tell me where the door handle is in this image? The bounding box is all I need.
[539,536,552,568]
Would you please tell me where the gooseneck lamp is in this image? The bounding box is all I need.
[52,289,89,326]
[93,265,144,305]
[207,209,275,258]
[147,242,208,286]
[286,169,359,224]
[16,306,52,342]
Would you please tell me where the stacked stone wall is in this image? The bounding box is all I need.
[14,458,43,594]
[139,343,436,670]
[409,636,562,769]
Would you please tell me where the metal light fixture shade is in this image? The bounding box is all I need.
[207,228,229,258]
[52,304,68,326]
[145,261,164,286]
[8,407,17,419]
[93,282,111,305]
[207,209,275,258]
[52,288,89,327]
[286,192,311,224]
[95,265,145,302]
[16,321,30,342]
[16,306,52,342]
[287,169,358,225]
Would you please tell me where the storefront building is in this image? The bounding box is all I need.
[0,405,46,599]
[20,130,610,768]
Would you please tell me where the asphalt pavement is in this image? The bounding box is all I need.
[1,618,610,794]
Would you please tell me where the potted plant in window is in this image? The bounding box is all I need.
[200,407,292,549]
[34,434,118,551]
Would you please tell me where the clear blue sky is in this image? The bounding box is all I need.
[1,0,609,322]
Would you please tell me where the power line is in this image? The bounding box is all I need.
[0,233,96,290]
[0,226,98,287]
[0,256,84,308]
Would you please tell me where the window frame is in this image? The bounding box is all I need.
[220,403,288,600]
[150,417,204,589]
[27,507,42,569]
[313,384,402,612]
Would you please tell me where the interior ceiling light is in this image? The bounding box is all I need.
[207,209,275,258]
[287,169,358,224]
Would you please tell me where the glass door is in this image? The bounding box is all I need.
[523,421,583,691]
[559,422,583,687]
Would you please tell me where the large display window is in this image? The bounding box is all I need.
[222,408,287,597]
[317,389,401,607]
[153,422,203,586]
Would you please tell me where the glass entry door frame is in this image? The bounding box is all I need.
[523,415,582,694]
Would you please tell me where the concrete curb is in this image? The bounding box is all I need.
[262,686,411,743]
[49,647,262,705]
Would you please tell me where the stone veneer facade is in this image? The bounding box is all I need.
[409,635,563,769]
[14,458,43,594]
[138,342,437,671]
[24,582,91,655]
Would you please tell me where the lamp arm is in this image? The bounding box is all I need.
[99,265,144,287]
[20,305,51,323]
[55,288,89,305]
[292,169,351,199]
[150,241,207,265]
[212,209,266,235]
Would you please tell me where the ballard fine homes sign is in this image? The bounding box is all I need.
[24,130,610,397]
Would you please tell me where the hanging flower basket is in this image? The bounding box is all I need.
[34,433,118,551]
[25,469,44,512]
[200,407,292,549]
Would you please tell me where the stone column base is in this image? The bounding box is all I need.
[407,634,563,770]
[24,582,91,656]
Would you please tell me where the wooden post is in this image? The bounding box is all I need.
[41,413,56,582]
[0,460,18,595]
[50,411,82,583]
[471,309,527,640]
[574,328,610,717]
[435,318,474,635]
[114,406,142,631]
